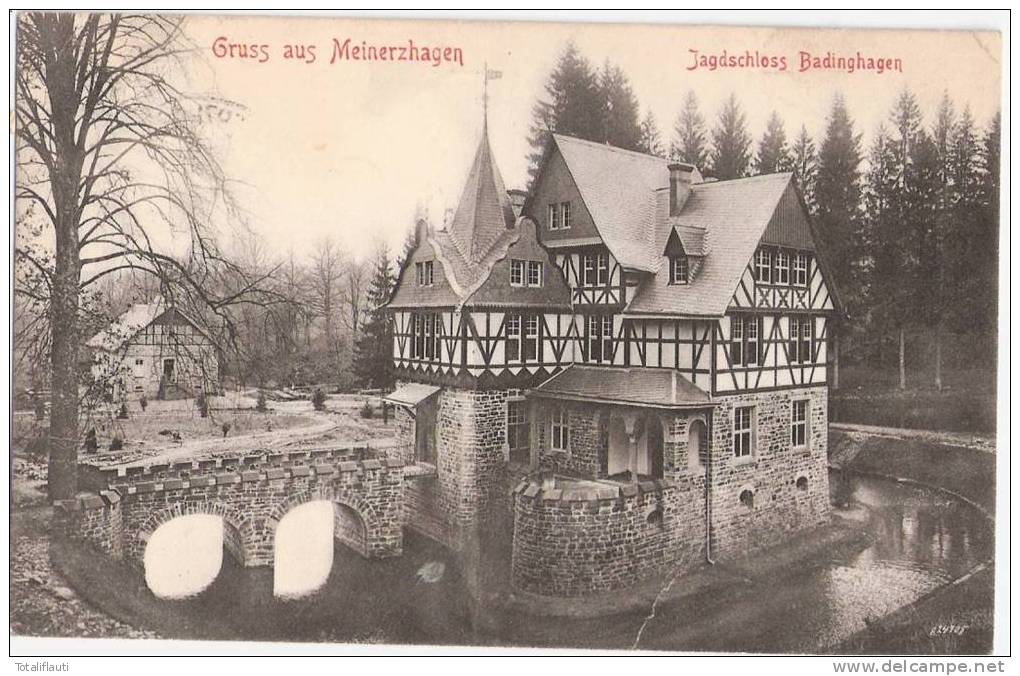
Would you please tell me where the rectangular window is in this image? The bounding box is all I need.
[524,315,539,361]
[776,251,790,285]
[424,313,434,360]
[413,313,424,359]
[560,201,571,229]
[791,399,808,448]
[793,253,809,286]
[507,400,529,464]
[601,315,614,363]
[789,316,801,363]
[424,261,434,286]
[731,316,744,366]
[733,406,754,458]
[550,407,569,452]
[548,203,560,230]
[756,249,772,284]
[800,317,812,363]
[134,358,144,366]
[527,261,542,287]
[432,314,443,361]
[506,314,521,362]
[415,262,423,286]
[670,256,689,285]
[596,253,609,286]
[583,254,596,286]
[746,316,759,366]
[588,315,602,362]
[510,259,525,286]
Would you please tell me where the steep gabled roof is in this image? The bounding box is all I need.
[86,298,213,351]
[446,129,517,263]
[551,134,703,272]
[627,173,795,316]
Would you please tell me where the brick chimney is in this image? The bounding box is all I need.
[668,162,696,216]
[507,189,527,219]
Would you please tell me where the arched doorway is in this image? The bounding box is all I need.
[688,418,708,471]
[608,413,631,477]
[273,500,335,597]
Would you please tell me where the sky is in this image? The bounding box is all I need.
[178,15,1002,262]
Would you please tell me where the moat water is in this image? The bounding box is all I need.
[139,470,992,651]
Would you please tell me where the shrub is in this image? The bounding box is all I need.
[109,437,124,451]
[256,390,268,413]
[139,395,148,412]
[359,401,374,419]
[196,393,209,418]
[221,421,232,438]
[311,388,327,412]
[116,402,129,419]
[84,429,98,455]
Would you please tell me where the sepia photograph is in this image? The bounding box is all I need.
[8,10,1007,660]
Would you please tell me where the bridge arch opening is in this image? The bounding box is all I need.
[143,513,243,598]
[272,498,370,598]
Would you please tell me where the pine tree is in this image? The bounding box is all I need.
[598,61,642,151]
[754,111,793,175]
[669,91,709,169]
[971,112,1000,343]
[637,110,664,157]
[790,124,818,213]
[708,93,752,180]
[353,246,396,390]
[814,94,863,303]
[526,42,603,186]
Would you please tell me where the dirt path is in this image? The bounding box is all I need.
[830,422,995,453]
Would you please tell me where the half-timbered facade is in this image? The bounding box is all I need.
[87,299,220,400]
[386,128,841,597]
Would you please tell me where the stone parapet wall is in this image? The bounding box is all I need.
[511,476,705,597]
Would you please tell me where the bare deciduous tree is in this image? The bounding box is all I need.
[15,13,272,498]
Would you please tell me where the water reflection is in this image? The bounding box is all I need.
[273,501,334,598]
[144,514,223,598]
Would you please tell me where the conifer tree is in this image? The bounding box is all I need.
[754,111,793,175]
[708,93,752,180]
[598,61,642,151]
[669,91,710,169]
[790,124,818,213]
[637,110,665,157]
[353,245,396,390]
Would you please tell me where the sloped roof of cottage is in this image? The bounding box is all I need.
[528,365,712,408]
[86,298,212,351]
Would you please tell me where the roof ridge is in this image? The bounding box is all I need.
[695,172,793,187]
[552,133,669,164]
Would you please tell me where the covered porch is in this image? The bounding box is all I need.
[525,365,715,483]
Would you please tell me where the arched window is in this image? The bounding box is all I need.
[739,489,755,509]
[688,418,708,471]
[796,476,809,491]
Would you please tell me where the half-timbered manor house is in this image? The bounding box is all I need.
[386,127,840,597]
[88,298,220,401]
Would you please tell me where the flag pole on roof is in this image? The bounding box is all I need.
[483,61,502,130]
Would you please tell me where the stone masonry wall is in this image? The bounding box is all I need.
[512,478,704,596]
[707,385,830,557]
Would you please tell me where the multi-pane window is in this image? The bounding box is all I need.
[412,314,424,358]
[793,253,809,286]
[582,252,608,286]
[755,249,772,284]
[410,313,442,361]
[524,315,540,361]
[550,407,569,452]
[510,259,525,286]
[415,260,434,286]
[791,399,808,448]
[548,202,571,230]
[731,315,761,366]
[506,314,521,362]
[746,315,759,366]
[670,255,689,285]
[583,254,596,286]
[527,261,543,287]
[548,203,560,230]
[776,251,790,285]
[789,316,813,363]
[423,313,435,359]
[587,314,614,363]
[596,253,608,285]
[507,400,529,464]
[432,315,442,360]
[731,316,744,365]
[733,406,754,458]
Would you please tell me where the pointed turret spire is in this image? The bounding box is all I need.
[446,125,516,262]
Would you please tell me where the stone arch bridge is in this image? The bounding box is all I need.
[56,447,408,567]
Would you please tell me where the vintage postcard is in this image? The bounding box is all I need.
[10,11,1005,659]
